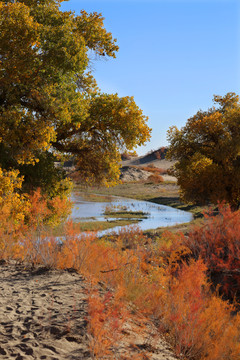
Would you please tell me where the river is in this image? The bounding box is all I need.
[71,192,193,233]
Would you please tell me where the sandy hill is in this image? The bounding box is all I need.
[121,148,177,183]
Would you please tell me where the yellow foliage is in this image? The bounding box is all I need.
[0,1,151,188]
[167,92,240,208]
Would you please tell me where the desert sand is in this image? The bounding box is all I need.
[0,262,178,360]
[0,262,90,359]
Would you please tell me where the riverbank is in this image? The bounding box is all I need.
[75,182,209,234]
[76,182,205,215]
[70,189,193,234]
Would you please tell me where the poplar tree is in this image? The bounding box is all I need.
[167,93,240,209]
[0,1,151,196]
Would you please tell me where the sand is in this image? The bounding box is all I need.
[0,262,178,360]
[120,158,177,183]
[0,262,90,360]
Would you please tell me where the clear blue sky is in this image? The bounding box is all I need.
[61,0,239,155]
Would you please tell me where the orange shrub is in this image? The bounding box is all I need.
[137,165,168,175]
[26,188,72,229]
[146,174,164,184]
[0,168,29,260]
[158,259,240,359]
[179,204,240,300]
[87,288,129,358]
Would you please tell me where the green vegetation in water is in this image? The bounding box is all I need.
[103,204,149,220]
[104,210,149,219]
[73,219,140,232]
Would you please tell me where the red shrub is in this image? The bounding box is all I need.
[179,204,240,300]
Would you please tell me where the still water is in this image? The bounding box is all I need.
[71,192,193,233]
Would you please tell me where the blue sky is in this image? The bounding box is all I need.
[61,0,239,155]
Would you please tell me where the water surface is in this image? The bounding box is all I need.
[71,192,193,233]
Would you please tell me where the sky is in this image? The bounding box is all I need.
[61,0,239,155]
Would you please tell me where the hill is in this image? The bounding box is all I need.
[121,147,177,183]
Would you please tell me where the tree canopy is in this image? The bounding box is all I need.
[0,0,151,196]
[167,93,240,209]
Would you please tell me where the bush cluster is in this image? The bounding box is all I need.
[1,185,240,359]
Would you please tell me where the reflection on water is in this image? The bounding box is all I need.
[71,192,193,233]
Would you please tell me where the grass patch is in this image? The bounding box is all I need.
[76,182,179,202]
[104,210,149,219]
[52,218,141,234]
[74,190,114,203]
[73,219,140,232]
